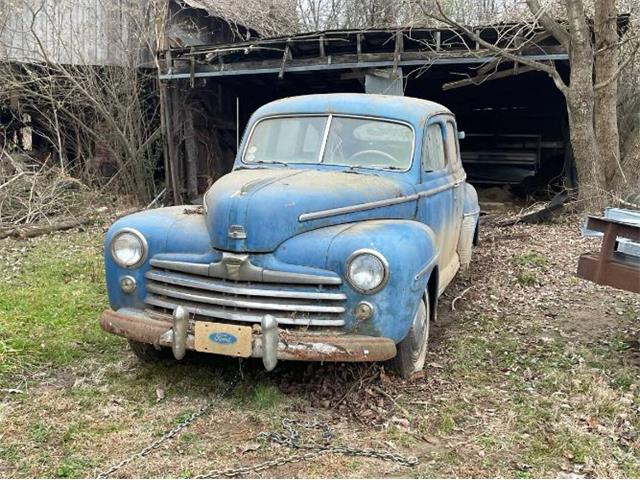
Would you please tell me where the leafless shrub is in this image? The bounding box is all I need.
[0,0,166,206]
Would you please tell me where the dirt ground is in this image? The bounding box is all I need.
[0,212,638,478]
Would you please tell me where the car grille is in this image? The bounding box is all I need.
[143,257,346,327]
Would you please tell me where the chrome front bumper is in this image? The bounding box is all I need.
[99,309,396,370]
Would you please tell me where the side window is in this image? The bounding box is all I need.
[444,121,461,172]
[423,123,446,171]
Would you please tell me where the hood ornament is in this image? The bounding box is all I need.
[228,225,247,240]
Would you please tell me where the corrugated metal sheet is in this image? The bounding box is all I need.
[0,0,140,66]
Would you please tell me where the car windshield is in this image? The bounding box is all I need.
[243,115,414,170]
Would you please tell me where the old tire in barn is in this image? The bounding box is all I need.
[393,297,429,379]
[128,340,172,363]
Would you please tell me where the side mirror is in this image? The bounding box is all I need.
[458,131,466,140]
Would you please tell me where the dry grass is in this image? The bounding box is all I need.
[0,214,638,478]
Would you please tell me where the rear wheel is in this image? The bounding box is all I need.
[393,297,430,379]
[128,340,172,363]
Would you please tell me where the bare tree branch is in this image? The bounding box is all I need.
[526,0,570,48]
[418,0,569,95]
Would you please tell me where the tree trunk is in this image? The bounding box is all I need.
[564,0,606,207]
[594,0,621,190]
[566,89,606,205]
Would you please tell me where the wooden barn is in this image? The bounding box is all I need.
[156,15,629,204]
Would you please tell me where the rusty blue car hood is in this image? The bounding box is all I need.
[204,167,417,252]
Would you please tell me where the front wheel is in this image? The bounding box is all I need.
[393,297,430,379]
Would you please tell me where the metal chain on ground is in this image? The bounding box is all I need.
[96,374,240,479]
[194,418,419,478]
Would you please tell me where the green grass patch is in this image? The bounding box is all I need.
[511,252,548,268]
[0,230,122,385]
[232,379,284,410]
[516,271,538,286]
[52,455,95,478]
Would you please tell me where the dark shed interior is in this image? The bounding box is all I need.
[158,26,574,203]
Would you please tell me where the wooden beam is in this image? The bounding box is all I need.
[442,65,536,90]
[189,55,195,88]
[278,40,291,79]
[393,30,403,72]
[161,49,568,79]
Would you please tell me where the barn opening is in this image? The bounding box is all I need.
[158,25,574,204]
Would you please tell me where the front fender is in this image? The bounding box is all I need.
[275,220,439,342]
[104,206,211,311]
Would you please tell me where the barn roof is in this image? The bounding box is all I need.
[181,0,297,37]
[159,16,630,81]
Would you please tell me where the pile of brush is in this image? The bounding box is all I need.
[0,151,100,239]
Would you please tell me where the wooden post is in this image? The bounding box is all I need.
[184,103,199,202]
[279,40,291,79]
[171,87,185,203]
[164,83,182,205]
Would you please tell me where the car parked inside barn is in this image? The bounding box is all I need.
[100,93,480,378]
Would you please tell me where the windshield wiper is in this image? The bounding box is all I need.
[368,165,404,171]
[341,165,361,174]
[255,160,289,167]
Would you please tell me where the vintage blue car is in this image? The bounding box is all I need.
[100,94,480,378]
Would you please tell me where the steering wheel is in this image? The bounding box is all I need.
[348,149,400,165]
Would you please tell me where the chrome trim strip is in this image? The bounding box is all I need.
[463,209,480,217]
[145,296,346,327]
[299,180,464,222]
[414,257,437,281]
[299,193,420,222]
[151,259,210,276]
[150,256,342,285]
[317,114,332,163]
[146,282,345,313]
[145,270,346,300]
[417,182,455,199]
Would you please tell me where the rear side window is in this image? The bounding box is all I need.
[423,123,446,171]
[444,121,461,171]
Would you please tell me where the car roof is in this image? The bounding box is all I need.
[251,93,452,128]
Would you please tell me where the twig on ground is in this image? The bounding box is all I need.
[372,385,411,418]
[451,286,473,311]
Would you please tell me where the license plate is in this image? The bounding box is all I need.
[194,322,252,358]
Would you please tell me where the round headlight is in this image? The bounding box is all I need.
[111,229,147,268]
[346,249,389,293]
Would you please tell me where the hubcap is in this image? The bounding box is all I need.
[410,304,427,353]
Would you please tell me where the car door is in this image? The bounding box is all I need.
[416,116,457,279]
